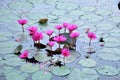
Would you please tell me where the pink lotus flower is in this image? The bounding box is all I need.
[55,25,63,30]
[61,48,70,57]
[32,32,43,41]
[70,32,80,39]
[87,32,96,40]
[53,35,67,43]
[19,50,29,59]
[17,19,27,25]
[48,41,55,47]
[27,26,38,35]
[67,24,77,33]
[46,30,53,36]
[63,22,69,28]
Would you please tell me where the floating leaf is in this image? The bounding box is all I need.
[51,10,66,16]
[104,37,120,43]
[57,17,73,23]
[56,3,79,10]
[95,9,112,16]
[6,70,28,80]
[96,65,119,76]
[51,66,71,76]
[108,16,120,22]
[45,0,62,5]
[81,14,103,22]
[69,10,85,16]
[67,68,99,80]
[28,0,44,4]
[104,43,120,48]
[74,21,85,26]
[20,63,39,73]
[82,68,97,75]
[32,71,52,80]
[0,8,12,16]
[8,0,34,13]
[79,59,97,67]
[14,45,23,54]
[95,23,114,31]
[0,36,9,41]
[81,7,96,12]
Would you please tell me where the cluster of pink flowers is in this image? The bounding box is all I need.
[32,32,43,41]
[53,35,67,43]
[70,32,80,39]
[20,50,29,59]
[61,48,70,57]
[27,26,38,35]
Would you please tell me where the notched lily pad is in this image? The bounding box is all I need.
[32,71,52,80]
[79,58,97,67]
[20,63,39,73]
[51,66,71,76]
[96,65,119,76]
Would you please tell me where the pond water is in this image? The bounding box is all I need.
[0,0,120,80]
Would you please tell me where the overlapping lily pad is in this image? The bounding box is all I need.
[108,16,120,22]
[80,14,103,22]
[0,31,13,37]
[74,21,85,26]
[69,10,85,16]
[51,10,66,16]
[82,68,97,75]
[104,43,120,48]
[20,63,39,73]
[60,55,76,63]
[0,8,12,16]
[8,0,34,13]
[67,68,99,80]
[95,9,112,16]
[95,23,114,31]
[32,71,52,80]
[28,0,44,4]
[0,41,20,54]
[104,37,120,43]
[51,66,71,76]
[5,70,28,80]
[97,48,120,61]
[56,3,79,10]
[0,36,9,41]
[81,7,96,12]
[45,0,62,5]
[57,17,73,23]
[79,59,97,67]
[96,65,119,76]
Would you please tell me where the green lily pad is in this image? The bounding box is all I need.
[96,32,110,38]
[81,14,103,22]
[27,12,47,20]
[57,17,73,23]
[104,43,120,48]
[0,14,19,23]
[45,0,62,5]
[104,37,120,43]
[67,68,99,80]
[51,10,66,16]
[32,71,52,80]
[95,9,112,16]
[0,60,5,65]
[74,21,85,26]
[81,7,96,12]
[96,65,119,76]
[5,57,24,66]
[20,63,39,73]
[6,70,28,80]
[108,16,120,22]
[95,23,114,31]
[0,8,12,16]
[35,52,51,62]
[60,55,76,63]
[8,0,34,13]
[51,66,71,76]
[0,36,9,41]
[69,10,85,16]
[79,59,97,67]
[47,15,58,21]
[0,31,13,37]
[28,0,44,4]
[82,68,97,75]
[56,3,79,10]
[97,48,120,61]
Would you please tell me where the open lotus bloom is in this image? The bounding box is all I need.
[27,26,38,35]
[46,30,53,36]
[55,25,63,30]
[70,32,80,39]
[18,19,27,25]
[19,50,29,59]
[53,35,67,43]
[61,48,70,57]
[67,24,77,33]
[87,32,96,40]
[32,32,44,41]
[63,22,69,28]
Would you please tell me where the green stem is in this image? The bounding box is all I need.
[22,25,24,33]
[64,57,65,65]
[89,39,91,46]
